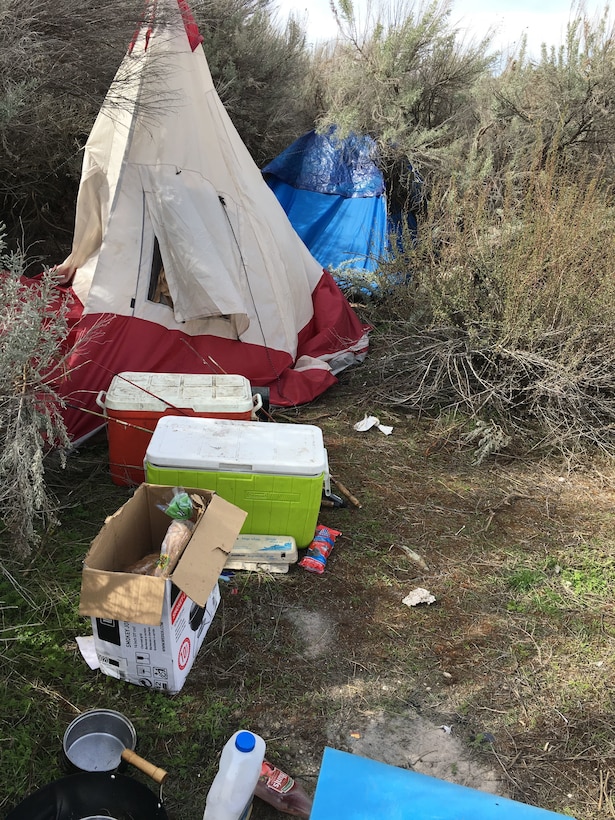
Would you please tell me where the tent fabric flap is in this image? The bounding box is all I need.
[140,166,250,329]
[58,268,367,446]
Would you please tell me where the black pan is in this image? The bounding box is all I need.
[5,771,169,820]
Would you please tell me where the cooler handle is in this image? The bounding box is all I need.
[95,390,108,416]
[323,448,331,496]
[251,392,263,418]
[162,406,195,417]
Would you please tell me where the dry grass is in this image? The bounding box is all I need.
[355,161,615,463]
[356,324,615,459]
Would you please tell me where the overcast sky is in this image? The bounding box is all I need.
[274,0,611,58]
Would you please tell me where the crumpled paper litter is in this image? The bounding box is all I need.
[402,587,436,607]
[354,414,393,435]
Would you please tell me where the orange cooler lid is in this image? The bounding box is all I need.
[102,372,255,413]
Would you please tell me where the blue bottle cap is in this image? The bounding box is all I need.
[235,731,256,753]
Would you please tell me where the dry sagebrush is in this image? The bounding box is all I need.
[0,226,71,558]
[363,157,615,461]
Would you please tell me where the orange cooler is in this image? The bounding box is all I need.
[97,372,262,486]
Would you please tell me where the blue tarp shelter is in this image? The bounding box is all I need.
[263,128,392,290]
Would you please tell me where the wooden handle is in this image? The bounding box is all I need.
[331,477,362,508]
[121,748,168,784]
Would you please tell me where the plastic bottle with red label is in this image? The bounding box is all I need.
[254,760,313,818]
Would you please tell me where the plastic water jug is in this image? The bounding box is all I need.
[203,730,266,820]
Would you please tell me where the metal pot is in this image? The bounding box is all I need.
[63,709,167,784]
[6,771,169,820]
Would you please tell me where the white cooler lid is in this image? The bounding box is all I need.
[145,416,327,476]
[102,372,254,412]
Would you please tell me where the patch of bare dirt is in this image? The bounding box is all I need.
[281,604,505,793]
[329,710,504,792]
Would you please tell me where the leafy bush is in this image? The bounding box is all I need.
[306,0,495,196]
[0,0,144,260]
[477,9,615,193]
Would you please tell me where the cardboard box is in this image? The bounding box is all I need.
[79,484,247,692]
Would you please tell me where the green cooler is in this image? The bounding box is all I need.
[144,416,328,547]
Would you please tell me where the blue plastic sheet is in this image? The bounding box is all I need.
[266,178,387,275]
[263,127,385,198]
[310,748,576,820]
[263,127,422,295]
[263,128,388,283]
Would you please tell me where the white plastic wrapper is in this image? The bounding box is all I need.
[402,587,436,607]
[353,414,393,435]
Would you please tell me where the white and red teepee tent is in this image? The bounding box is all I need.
[52,0,368,444]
